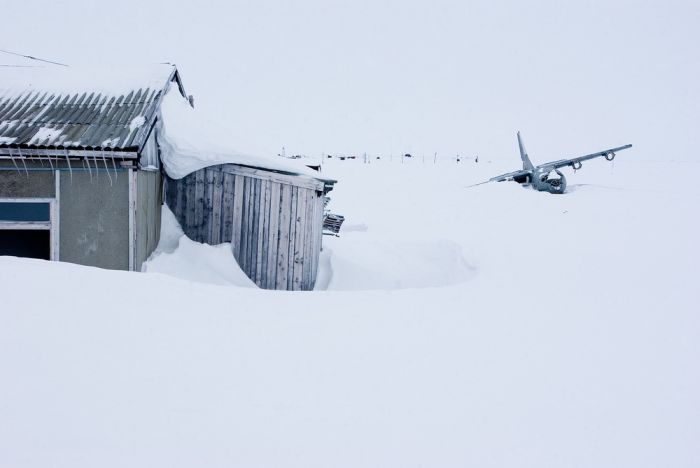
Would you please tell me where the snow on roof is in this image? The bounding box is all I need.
[0,64,177,149]
[0,63,176,97]
[158,86,328,180]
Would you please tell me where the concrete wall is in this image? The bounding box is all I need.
[2,159,163,271]
[0,168,55,198]
[134,170,162,270]
[59,170,130,270]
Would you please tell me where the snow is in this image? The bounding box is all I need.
[319,239,475,290]
[142,206,256,288]
[1,155,698,467]
[28,126,62,145]
[158,87,324,179]
[0,64,175,98]
[0,136,16,144]
[129,115,146,132]
[100,137,120,147]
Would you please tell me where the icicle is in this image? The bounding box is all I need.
[17,147,29,177]
[47,151,54,174]
[64,149,73,182]
[9,148,21,174]
[101,148,113,186]
[84,155,93,182]
[111,152,118,181]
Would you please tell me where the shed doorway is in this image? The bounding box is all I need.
[0,230,50,260]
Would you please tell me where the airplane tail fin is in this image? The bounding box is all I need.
[517,131,534,171]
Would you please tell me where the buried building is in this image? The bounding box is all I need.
[0,64,335,289]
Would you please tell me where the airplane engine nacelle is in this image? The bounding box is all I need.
[604,152,616,161]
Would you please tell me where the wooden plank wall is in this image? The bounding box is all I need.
[165,164,326,291]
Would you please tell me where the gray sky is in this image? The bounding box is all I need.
[3,0,699,160]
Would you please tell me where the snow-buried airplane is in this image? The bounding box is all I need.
[487,132,632,194]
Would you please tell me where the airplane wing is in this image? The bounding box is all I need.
[536,144,632,172]
[489,169,532,182]
[465,169,531,188]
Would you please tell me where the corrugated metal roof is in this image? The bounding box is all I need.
[0,65,180,151]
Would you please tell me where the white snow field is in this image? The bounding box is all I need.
[1,154,698,467]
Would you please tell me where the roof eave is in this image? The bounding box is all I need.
[0,144,139,158]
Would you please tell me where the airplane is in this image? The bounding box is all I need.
[484,132,632,194]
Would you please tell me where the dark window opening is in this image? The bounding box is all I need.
[0,230,50,260]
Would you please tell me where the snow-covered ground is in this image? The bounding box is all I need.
[1,156,699,467]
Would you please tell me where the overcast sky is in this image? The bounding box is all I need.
[2,0,698,160]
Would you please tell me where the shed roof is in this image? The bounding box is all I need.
[0,64,182,151]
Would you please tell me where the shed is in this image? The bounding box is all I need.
[0,64,185,270]
[164,164,334,291]
[156,85,336,291]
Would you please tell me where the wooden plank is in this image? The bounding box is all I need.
[247,178,259,283]
[239,176,250,273]
[308,193,317,288]
[315,193,323,285]
[194,169,205,242]
[310,193,322,287]
[247,178,256,283]
[286,185,298,290]
[172,177,184,223]
[211,167,223,244]
[253,178,263,285]
[203,168,215,242]
[275,183,291,290]
[263,181,274,288]
[221,172,235,243]
[302,188,314,290]
[256,179,269,287]
[247,177,257,280]
[220,164,328,191]
[179,177,188,226]
[266,182,281,289]
[184,173,196,236]
[232,174,245,262]
[292,187,307,290]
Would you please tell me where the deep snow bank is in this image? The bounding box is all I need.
[0,158,698,468]
[142,207,256,288]
[318,238,475,290]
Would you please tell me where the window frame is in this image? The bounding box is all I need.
[0,197,59,261]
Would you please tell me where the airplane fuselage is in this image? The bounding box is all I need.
[533,168,567,194]
[513,168,567,194]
